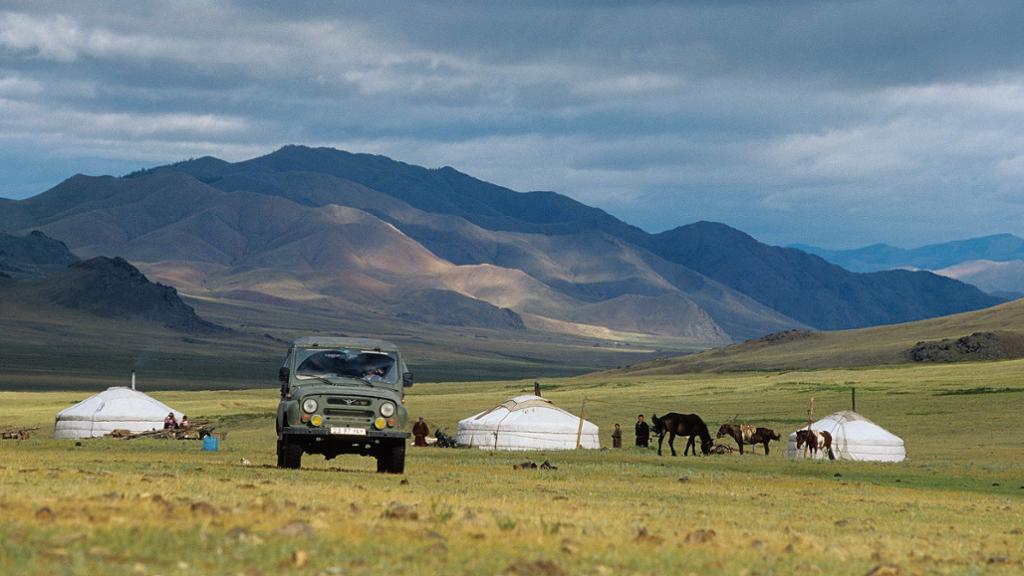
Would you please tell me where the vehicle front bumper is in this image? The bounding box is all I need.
[281,426,410,440]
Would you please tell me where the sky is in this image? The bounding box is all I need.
[2,1,1024,248]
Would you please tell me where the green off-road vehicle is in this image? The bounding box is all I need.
[276,337,412,473]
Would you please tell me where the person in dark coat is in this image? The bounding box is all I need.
[412,417,430,447]
[635,414,650,448]
[611,423,622,448]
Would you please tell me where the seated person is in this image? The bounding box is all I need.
[364,367,387,382]
[163,412,178,430]
[179,415,190,429]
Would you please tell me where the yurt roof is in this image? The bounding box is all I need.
[57,387,182,422]
[473,395,563,417]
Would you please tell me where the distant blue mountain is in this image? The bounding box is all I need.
[792,234,1024,272]
[654,222,1002,330]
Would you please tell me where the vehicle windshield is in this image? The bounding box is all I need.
[293,348,398,385]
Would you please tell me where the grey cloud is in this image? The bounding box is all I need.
[2,1,1024,247]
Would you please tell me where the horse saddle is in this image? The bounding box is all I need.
[739,424,756,442]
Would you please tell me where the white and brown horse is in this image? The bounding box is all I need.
[716,423,780,455]
[795,428,835,460]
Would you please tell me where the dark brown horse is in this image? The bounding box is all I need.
[795,429,836,460]
[652,413,712,456]
[716,423,780,455]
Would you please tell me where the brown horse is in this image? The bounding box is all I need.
[795,429,836,460]
[652,413,712,456]
[716,423,780,455]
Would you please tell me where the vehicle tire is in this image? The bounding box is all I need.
[376,440,405,474]
[277,438,302,469]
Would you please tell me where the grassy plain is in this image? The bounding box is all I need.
[2,360,1023,575]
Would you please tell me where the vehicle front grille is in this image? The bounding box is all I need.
[324,408,375,418]
[326,397,371,406]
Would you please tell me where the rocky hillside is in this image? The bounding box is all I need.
[0,230,79,278]
[392,289,525,330]
[1,256,223,333]
[908,331,1024,362]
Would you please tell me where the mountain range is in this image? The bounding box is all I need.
[794,234,1024,298]
[793,234,1024,272]
[0,145,1003,347]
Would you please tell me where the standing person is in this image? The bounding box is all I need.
[612,423,622,448]
[412,416,430,447]
[635,414,650,448]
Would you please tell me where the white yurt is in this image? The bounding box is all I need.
[455,395,600,450]
[785,411,905,462]
[54,387,183,439]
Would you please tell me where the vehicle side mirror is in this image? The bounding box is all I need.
[278,366,290,383]
[402,372,414,388]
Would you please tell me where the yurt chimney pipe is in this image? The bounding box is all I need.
[131,370,136,391]
[851,387,856,412]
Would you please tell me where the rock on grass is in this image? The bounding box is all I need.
[634,526,663,544]
[382,502,418,520]
[189,501,219,516]
[504,559,566,576]
[278,521,315,538]
[35,507,56,522]
[288,549,309,569]
[685,529,716,544]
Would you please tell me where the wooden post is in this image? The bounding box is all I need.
[803,396,814,459]
[575,397,587,449]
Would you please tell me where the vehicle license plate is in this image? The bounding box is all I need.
[331,427,366,435]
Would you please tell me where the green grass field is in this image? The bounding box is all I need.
[2,360,1023,575]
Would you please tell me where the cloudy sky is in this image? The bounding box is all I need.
[2,1,1024,247]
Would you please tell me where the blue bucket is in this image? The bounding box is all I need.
[202,435,219,451]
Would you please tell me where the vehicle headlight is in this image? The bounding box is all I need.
[380,402,395,417]
[302,398,318,413]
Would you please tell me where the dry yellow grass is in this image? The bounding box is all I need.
[2,360,1023,575]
